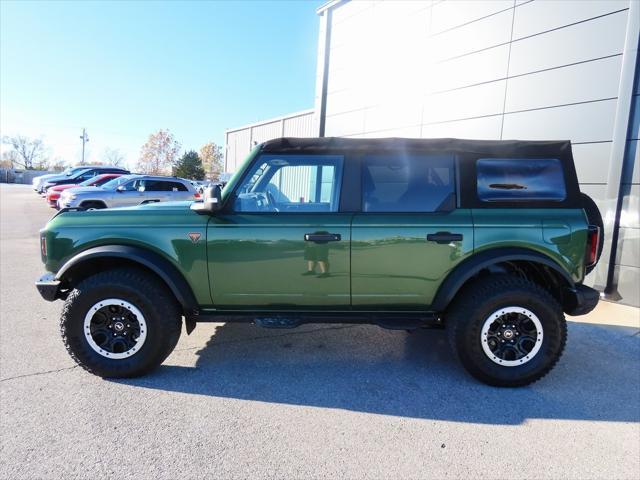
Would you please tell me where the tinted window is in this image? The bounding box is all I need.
[167,181,188,191]
[234,154,343,213]
[362,154,455,212]
[120,179,142,191]
[142,180,170,192]
[477,158,566,202]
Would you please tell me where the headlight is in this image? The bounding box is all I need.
[69,194,77,199]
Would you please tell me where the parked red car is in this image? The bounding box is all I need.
[46,173,123,208]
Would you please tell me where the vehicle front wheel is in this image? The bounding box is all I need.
[446,275,567,387]
[60,267,182,378]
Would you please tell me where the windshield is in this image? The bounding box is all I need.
[101,176,131,189]
[78,176,100,186]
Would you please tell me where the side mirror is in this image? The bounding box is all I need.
[116,185,125,192]
[190,184,222,215]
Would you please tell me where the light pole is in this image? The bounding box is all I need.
[79,128,89,164]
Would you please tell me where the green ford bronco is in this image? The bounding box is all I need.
[36,138,602,387]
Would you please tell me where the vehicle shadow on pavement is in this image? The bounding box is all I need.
[119,321,640,424]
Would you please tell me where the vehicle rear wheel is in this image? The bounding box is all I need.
[60,267,182,378]
[446,275,566,387]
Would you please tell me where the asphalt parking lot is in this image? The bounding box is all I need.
[1,183,639,479]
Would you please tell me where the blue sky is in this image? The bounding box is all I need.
[0,0,320,168]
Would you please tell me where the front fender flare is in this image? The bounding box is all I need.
[431,247,576,312]
[56,245,198,315]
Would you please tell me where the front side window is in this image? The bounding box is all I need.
[477,158,566,202]
[362,154,455,212]
[119,179,142,192]
[233,154,343,213]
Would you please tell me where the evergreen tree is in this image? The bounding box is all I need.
[173,150,205,180]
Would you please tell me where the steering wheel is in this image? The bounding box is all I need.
[265,190,279,212]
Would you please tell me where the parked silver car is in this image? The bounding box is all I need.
[58,175,198,209]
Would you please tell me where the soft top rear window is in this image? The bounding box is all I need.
[477,158,566,202]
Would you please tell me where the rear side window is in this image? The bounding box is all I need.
[477,158,566,202]
[362,154,455,212]
[142,180,169,192]
[167,182,188,191]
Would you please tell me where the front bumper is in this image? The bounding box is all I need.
[35,273,62,301]
[564,284,600,316]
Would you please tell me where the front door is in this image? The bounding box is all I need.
[207,153,351,309]
[351,152,473,309]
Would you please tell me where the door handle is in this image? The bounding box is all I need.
[304,233,341,243]
[426,232,463,244]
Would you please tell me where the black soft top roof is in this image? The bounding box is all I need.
[260,137,573,158]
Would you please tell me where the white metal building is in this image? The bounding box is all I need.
[224,0,639,306]
[224,109,315,173]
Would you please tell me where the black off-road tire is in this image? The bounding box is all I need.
[446,275,567,387]
[580,192,604,274]
[60,267,182,378]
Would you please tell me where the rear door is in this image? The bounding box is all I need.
[139,180,171,204]
[351,152,473,309]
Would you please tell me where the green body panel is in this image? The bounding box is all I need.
[42,202,212,305]
[472,208,588,282]
[40,147,590,314]
[351,210,474,309]
[206,213,351,309]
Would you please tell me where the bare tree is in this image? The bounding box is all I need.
[48,157,68,172]
[1,135,48,169]
[0,150,20,169]
[137,130,180,175]
[199,142,224,180]
[102,147,126,167]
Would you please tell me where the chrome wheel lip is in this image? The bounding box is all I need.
[83,299,147,360]
[480,306,543,367]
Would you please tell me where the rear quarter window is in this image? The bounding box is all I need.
[477,158,566,202]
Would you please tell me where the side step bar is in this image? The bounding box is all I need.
[191,311,443,330]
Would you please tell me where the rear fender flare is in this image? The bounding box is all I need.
[431,247,575,312]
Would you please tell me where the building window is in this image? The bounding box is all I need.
[477,158,566,202]
[362,154,455,212]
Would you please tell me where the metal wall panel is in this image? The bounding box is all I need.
[512,0,630,40]
[430,9,513,62]
[615,265,640,306]
[508,10,628,76]
[430,44,510,92]
[571,142,612,185]
[430,0,512,34]
[225,129,252,173]
[225,111,314,173]
[424,80,506,124]
[616,227,640,269]
[421,115,503,140]
[250,121,282,146]
[504,55,622,113]
[501,99,618,143]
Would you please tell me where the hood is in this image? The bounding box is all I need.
[51,183,80,192]
[34,173,59,183]
[48,201,198,229]
[59,186,105,196]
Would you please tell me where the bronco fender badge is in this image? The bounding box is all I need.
[188,232,201,243]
